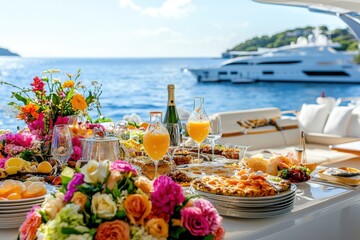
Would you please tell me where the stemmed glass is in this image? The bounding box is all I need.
[187,97,210,161]
[51,124,73,172]
[165,123,182,169]
[143,112,170,179]
[207,115,222,160]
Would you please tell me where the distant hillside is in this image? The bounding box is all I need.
[229,26,358,52]
[0,47,19,56]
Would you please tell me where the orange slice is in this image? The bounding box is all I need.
[7,193,22,200]
[37,161,53,174]
[5,166,21,175]
[5,158,31,172]
[0,180,16,197]
[139,122,149,130]
[22,182,47,198]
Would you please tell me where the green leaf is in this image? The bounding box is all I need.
[115,210,126,219]
[61,227,82,235]
[203,234,215,240]
[66,87,74,101]
[13,92,29,105]
[170,226,187,239]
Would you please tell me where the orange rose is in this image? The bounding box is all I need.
[95,220,130,240]
[145,218,169,239]
[134,176,153,194]
[124,194,151,225]
[71,192,87,209]
[70,94,87,112]
[106,171,123,190]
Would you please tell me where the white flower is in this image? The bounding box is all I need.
[42,192,65,220]
[91,192,117,219]
[81,160,109,184]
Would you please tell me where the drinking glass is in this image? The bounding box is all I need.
[51,124,73,172]
[187,97,210,161]
[207,115,222,160]
[143,112,170,179]
[165,123,181,169]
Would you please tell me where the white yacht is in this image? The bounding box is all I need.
[187,30,360,83]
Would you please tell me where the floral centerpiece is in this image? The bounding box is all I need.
[0,69,105,163]
[19,160,224,240]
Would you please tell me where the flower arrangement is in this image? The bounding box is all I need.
[19,160,224,240]
[1,69,103,136]
[0,70,105,163]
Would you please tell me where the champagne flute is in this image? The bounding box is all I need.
[187,97,210,161]
[207,115,222,160]
[165,123,181,169]
[143,112,170,179]
[51,124,73,172]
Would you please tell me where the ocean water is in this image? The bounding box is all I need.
[1,57,360,131]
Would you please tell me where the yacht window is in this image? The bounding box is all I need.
[219,71,227,75]
[262,71,274,75]
[257,60,301,65]
[203,71,209,78]
[224,62,249,66]
[230,71,238,75]
[303,71,349,76]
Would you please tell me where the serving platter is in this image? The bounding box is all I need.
[318,169,360,186]
[190,184,297,202]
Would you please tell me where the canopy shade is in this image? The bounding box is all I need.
[254,0,360,40]
[254,0,360,13]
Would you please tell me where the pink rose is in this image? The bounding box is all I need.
[181,206,210,236]
[19,206,42,240]
[194,199,222,232]
[110,160,137,176]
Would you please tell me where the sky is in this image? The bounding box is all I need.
[0,0,347,58]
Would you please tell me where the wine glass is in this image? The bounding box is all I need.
[51,124,74,172]
[143,112,170,179]
[207,115,222,160]
[165,123,181,169]
[187,97,210,161]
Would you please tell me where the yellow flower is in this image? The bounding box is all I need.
[91,192,117,219]
[71,94,88,112]
[145,218,169,238]
[62,80,75,88]
[71,192,87,209]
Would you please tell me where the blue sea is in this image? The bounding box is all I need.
[1,57,360,131]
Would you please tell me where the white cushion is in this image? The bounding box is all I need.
[346,107,360,138]
[323,106,353,136]
[298,104,328,133]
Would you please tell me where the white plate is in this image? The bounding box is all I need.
[0,202,43,210]
[0,212,28,218]
[215,203,295,218]
[190,184,296,202]
[207,195,295,208]
[0,207,35,214]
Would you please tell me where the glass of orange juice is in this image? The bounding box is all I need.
[143,112,170,179]
[187,97,210,161]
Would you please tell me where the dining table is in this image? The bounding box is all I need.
[1,159,360,240]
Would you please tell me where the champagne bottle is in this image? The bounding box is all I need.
[164,84,182,144]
